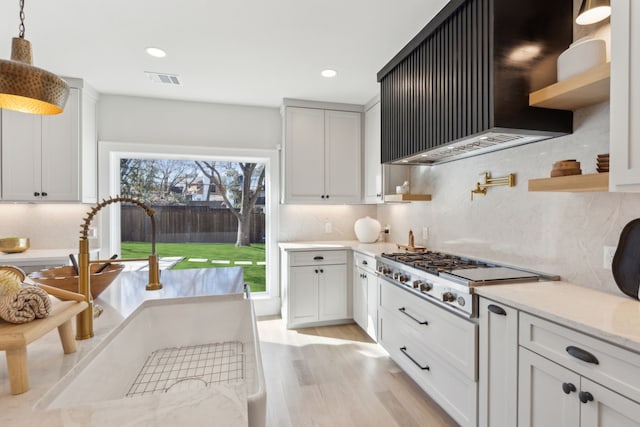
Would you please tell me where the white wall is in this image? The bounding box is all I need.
[98,95,281,149]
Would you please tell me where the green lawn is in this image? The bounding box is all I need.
[121,242,266,292]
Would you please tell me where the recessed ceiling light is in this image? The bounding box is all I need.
[321,69,337,78]
[146,47,167,58]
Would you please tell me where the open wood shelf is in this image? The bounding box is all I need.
[529,62,610,111]
[528,172,609,192]
[383,193,432,202]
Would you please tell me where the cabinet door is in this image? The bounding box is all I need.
[41,88,80,201]
[1,109,42,200]
[581,378,640,427]
[353,266,367,329]
[324,110,361,203]
[365,272,378,340]
[478,298,518,427]
[610,0,640,191]
[284,107,326,202]
[518,347,580,427]
[289,266,319,325]
[364,101,382,203]
[318,264,348,321]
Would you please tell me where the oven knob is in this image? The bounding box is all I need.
[412,280,422,289]
[457,297,466,307]
[393,272,400,280]
[419,282,433,292]
[398,274,409,283]
[442,292,456,303]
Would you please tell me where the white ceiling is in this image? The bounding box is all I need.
[0,0,449,108]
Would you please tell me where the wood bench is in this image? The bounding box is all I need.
[0,286,88,395]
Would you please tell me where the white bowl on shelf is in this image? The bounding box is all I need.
[557,37,606,82]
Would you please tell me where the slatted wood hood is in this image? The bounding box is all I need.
[377,0,574,164]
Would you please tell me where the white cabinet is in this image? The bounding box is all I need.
[1,79,97,202]
[518,312,640,427]
[519,347,640,427]
[478,298,518,427]
[610,0,640,191]
[281,249,349,328]
[364,101,383,203]
[353,252,377,340]
[283,105,361,203]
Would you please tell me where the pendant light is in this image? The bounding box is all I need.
[576,0,611,26]
[0,0,69,115]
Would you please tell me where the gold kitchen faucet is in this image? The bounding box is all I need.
[76,196,162,340]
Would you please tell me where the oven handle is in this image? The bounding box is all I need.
[398,307,429,325]
[400,346,430,370]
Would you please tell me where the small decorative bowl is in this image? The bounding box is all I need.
[29,263,125,298]
[0,237,30,254]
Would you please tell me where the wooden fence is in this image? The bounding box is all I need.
[121,205,265,244]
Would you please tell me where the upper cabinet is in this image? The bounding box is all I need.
[610,0,640,192]
[282,100,362,204]
[1,78,98,202]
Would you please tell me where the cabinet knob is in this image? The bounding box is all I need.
[34,192,40,197]
[325,194,330,199]
[562,382,576,394]
[362,260,368,265]
[321,195,325,199]
[579,391,594,404]
[315,269,319,274]
[42,191,48,197]
[320,269,324,273]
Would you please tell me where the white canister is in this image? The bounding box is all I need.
[354,216,382,243]
[557,37,606,82]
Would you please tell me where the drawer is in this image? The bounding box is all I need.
[353,252,376,273]
[379,307,477,427]
[519,312,640,403]
[289,250,347,266]
[379,279,477,380]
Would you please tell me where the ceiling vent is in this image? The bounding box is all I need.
[144,71,181,85]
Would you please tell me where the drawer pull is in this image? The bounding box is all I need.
[362,260,368,265]
[400,346,430,370]
[488,304,507,316]
[313,256,324,261]
[579,391,594,404]
[398,307,428,325]
[566,346,599,365]
[562,382,576,394]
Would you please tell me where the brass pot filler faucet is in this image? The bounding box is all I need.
[76,196,162,340]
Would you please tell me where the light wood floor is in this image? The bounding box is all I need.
[257,318,459,427]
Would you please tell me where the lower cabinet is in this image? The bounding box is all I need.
[353,252,377,340]
[519,347,640,427]
[478,298,518,427]
[281,249,349,328]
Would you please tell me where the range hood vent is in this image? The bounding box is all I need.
[377,0,574,164]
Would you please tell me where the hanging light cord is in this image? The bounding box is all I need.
[18,0,26,39]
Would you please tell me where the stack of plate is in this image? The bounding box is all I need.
[551,160,582,177]
[597,153,609,173]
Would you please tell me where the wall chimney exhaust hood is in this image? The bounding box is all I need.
[377,0,574,165]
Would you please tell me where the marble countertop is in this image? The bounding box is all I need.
[0,267,247,426]
[278,240,398,257]
[0,248,100,266]
[476,282,640,354]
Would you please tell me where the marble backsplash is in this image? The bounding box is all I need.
[377,101,640,296]
[0,204,92,249]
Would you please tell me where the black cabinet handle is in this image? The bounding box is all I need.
[42,191,48,197]
[579,391,594,404]
[562,382,576,394]
[321,195,325,199]
[34,192,40,197]
[400,346,429,370]
[315,269,319,274]
[398,307,428,325]
[313,256,324,261]
[320,269,324,273]
[566,346,599,365]
[362,260,368,265]
[326,194,330,199]
[488,304,507,316]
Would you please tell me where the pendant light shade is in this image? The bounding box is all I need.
[576,0,611,25]
[0,1,69,115]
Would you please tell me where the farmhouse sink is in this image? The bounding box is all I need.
[37,295,266,427]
